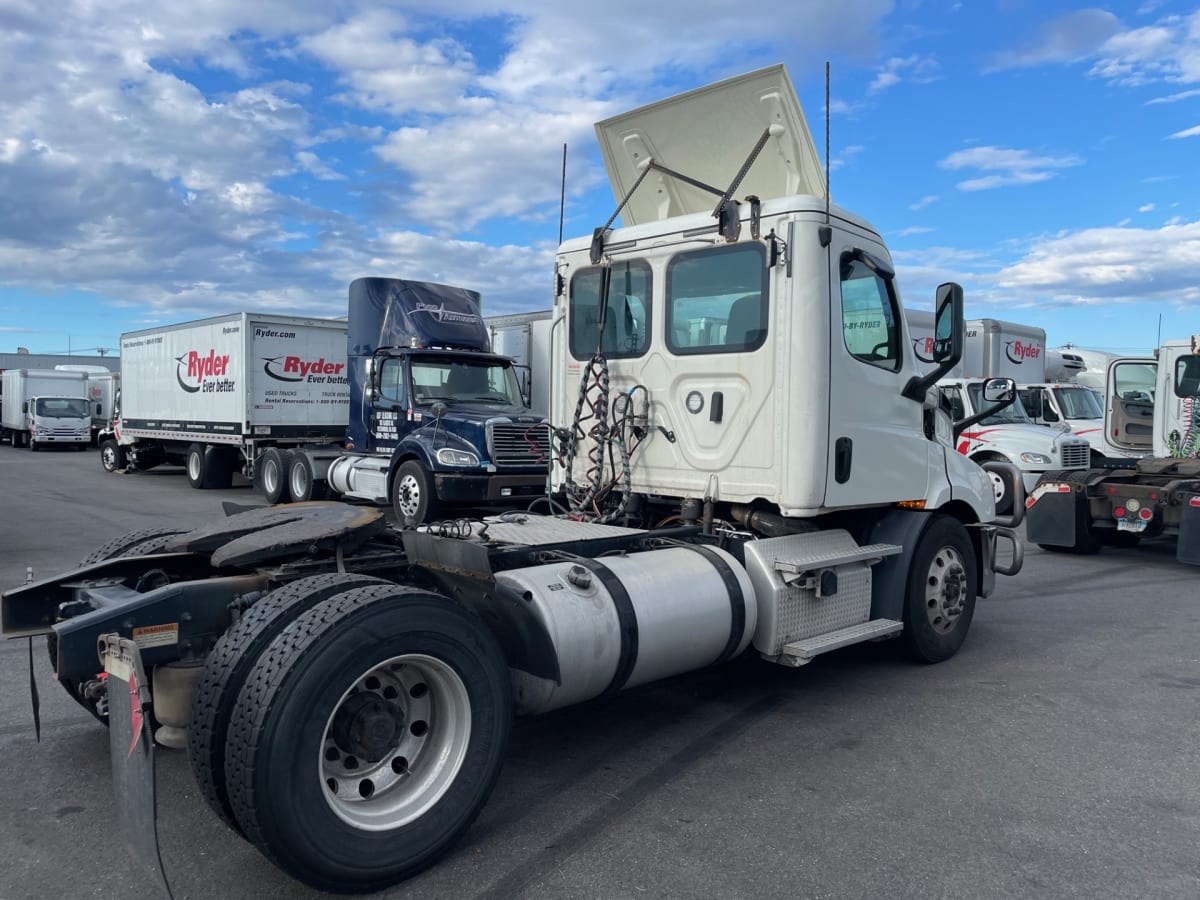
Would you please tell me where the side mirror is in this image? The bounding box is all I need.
[983,377,1015,404]
[902,282,964,402]
[430,401,448,420]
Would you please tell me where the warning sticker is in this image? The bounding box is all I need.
[132,623,179,649]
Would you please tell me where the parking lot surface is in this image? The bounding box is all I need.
[1,448,1198,899]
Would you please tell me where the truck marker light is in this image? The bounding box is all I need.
[897,499,926,509]
[1190,497,1200,508]
[1114,507,1126,518]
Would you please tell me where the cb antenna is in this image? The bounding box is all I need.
[819,61,832,247]
[558,143,567,245]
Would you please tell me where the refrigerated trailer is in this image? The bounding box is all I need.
[103,314,349,487]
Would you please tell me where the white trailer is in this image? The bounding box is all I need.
[485,310,552,416]
[0,369,92,449]
[964,318,1047,382]
[105,313,349,488]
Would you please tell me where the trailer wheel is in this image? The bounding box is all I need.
[189,573,388,835]
[225,585,511,893]
[259,448,291,504]
[99,439,126,473]
[900,516,978,664]
[288,452,327,502]
[392,460,439,525]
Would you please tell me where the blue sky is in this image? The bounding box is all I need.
[0,1,1197,356]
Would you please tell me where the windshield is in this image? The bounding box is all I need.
[410,357,523,407]
[967,383,1032,425]
[1052,387,1103,419]
[34,397,90,418]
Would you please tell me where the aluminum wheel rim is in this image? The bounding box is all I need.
[395,474,422,519]
[101,445,117,470]
[289,462,308,500]
[924,545,968,634]
[320,653,470,831]
[262,458,279,495]
[188,451,202,481]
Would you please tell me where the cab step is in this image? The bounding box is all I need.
[776,618,903,667]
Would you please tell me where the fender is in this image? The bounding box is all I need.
[866,509,931,621]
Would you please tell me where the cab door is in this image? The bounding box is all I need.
[1103,358,1156,454]
[824,240,930,507]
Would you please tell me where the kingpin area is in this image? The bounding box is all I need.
[1,448,1198,900]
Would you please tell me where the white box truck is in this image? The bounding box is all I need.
[904,313,1089,508]
[0,369,92,449]
[105,314,349,487]
[56,365,120,444]
[485,310,552,415]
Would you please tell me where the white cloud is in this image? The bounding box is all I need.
[868,54,940,93]
[1139,203,1156,212]
[1146,87,1200,104]
[893,226,935,237]
[939,145,1084,191]
[992,220,1200,306]
[989,10,1122,70]
[910,194,939,210]
[1168,125,1200,139]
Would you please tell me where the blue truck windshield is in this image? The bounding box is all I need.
[410,358,523,406]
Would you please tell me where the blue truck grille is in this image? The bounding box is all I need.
[1060,441,1090,469]
[489,423,550,468]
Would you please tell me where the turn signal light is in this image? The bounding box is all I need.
[898,500,926,509]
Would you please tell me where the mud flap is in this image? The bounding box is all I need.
[1024,483,1083,548]
[1176,496,1200,566]
[100,634,174,900]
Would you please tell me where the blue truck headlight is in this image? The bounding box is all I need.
[436,448,479,467]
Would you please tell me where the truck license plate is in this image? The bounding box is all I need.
[1117,519,1147,533]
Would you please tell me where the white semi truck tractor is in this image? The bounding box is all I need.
[2,65,1025,894]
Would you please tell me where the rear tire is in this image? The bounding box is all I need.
[900,516,978,663]
[189,573,387,835]
[204,446,237,490]
[259,448,292,504]
[99,439,125,473]
[186,443,206,488]
[225,585,512,893]
[288,452,328,502]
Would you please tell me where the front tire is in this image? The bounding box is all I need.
[392,460,438,525]
[981,463,1014,516]
[99,439,126,473]
[900,516,978,663]
[225,585,512,893]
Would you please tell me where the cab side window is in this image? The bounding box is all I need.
[379,358,406,404]
[939,386,966,421]
[666,243,768,354]
[840,252,900,371]
[569,260,652,360]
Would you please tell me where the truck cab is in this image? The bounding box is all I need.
[326,278,549,523]
[1016,382,1142,462]
[937,377,1090,510]
[0,369,92,449]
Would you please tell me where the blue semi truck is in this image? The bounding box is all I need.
[271,277,551,523]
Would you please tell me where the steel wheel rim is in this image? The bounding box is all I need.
[988,471,1006,504]
[924,545,968,634]
[101,445,117,470]
[320,653,471,831]
[262,458,279,495]
[396,474,421,518]
[188,451,202,481]
[289,462,307,500]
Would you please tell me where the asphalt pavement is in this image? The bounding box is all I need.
[0,446,1198,900]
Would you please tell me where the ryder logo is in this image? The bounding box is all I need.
[1004,340,1042,365]
[912,336,945,365]
[263,356,347,384]
[176,350,231,393]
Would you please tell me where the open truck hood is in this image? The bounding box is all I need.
[594,64,826,227]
